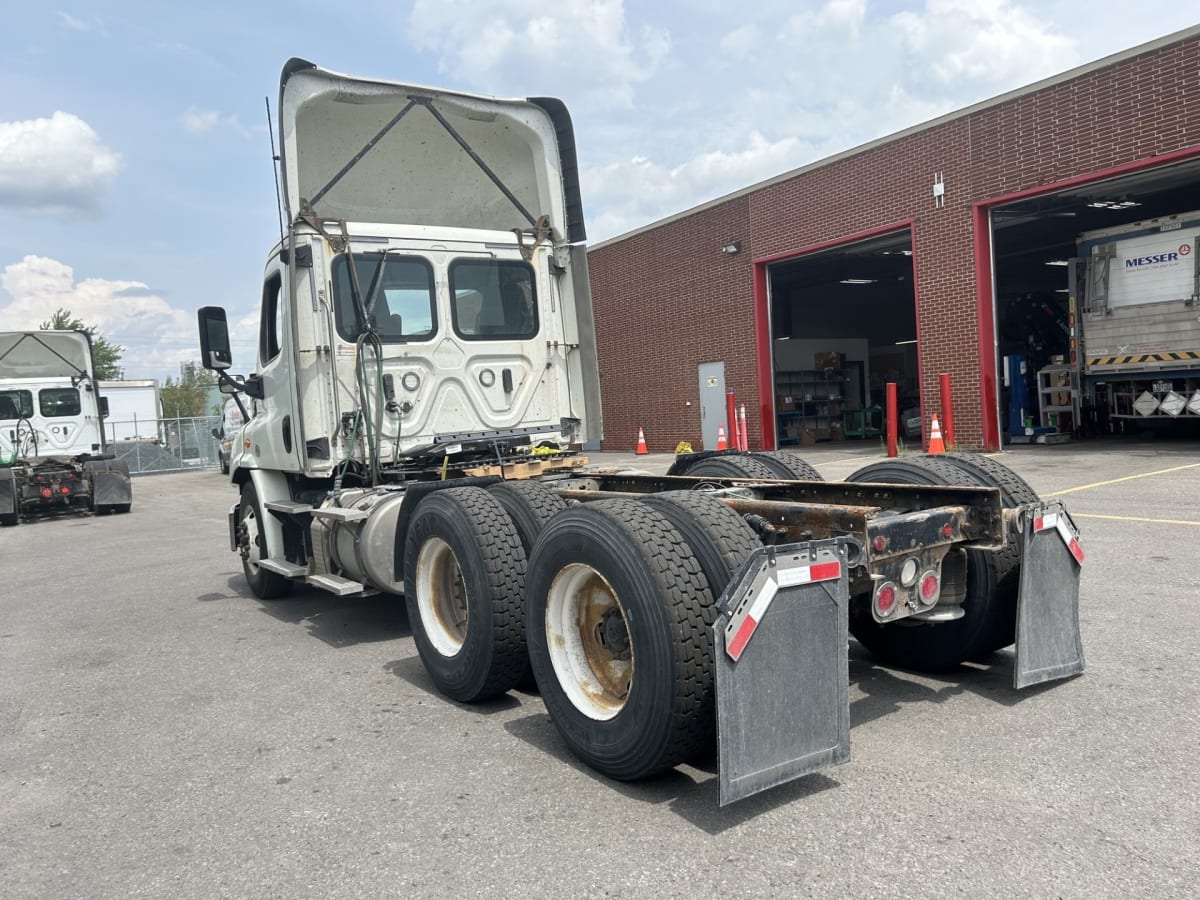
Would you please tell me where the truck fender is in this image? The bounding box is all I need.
[245,468,293,564]
[391,475,502,584]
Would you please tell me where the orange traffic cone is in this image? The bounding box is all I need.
[715,423,728,450]
[928,413,946,454]
[635,427,649,455]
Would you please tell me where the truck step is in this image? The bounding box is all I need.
[310,506,370,522]
[307,573,365,596]
[259,559,308,578]
[265,500,313,515]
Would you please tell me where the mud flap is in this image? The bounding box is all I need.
[0,467,16,519]
[89,460,133,508]
[1014,501,1084,689]
[714,537,854,806]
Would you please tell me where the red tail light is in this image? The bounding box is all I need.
[874,582,898,618]
[919,571,940,604]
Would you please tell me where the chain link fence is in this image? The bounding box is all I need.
[104,415,222,474]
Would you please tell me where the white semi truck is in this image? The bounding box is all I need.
[0,330,133,524]
[197,59,1086,805]
[1073,210,1200,427]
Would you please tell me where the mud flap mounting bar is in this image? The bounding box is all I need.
[1014,501,1085,689]
[714,537,855,806]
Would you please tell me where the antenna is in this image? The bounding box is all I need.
[265,96,285,248]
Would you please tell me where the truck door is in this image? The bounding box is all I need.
[247,260,301,471]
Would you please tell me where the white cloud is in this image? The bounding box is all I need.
[0,112,120,219]
[408,0,670,107]
[0,256,197,380]
[584,131,809,239]
[179,106,251,137]
[581,0,1083,240]
[56,11,90,31]
[893,0,1076,87]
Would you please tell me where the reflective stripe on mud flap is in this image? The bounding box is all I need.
[714,538,854,806]
[1015,501,1085,689]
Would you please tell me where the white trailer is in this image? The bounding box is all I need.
[98,379,162,441]
[1074,210,1200,426]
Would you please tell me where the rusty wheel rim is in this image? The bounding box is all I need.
[415,536,468,657]
[545,563,633,721]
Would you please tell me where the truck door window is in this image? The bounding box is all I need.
[260,272,284,362]
[331,253,436,342]
[0,390,33,419]
[39,388,82,417]
[450,259,537,339]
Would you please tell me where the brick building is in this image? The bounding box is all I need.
[587,26,1200,452]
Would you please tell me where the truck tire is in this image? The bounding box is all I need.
[941,452,1041,506]
[748,451,824,481]
[639,491,761,604]
[938,452,1042,653]
[403,487,528,702]
[525,499,715,780]
[237,482,294,600]
[845,458,1008,671]
[487,480,567,693]
[681,454,778,480]
[488,480,567,555]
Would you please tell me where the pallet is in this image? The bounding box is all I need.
[462,455,589,479]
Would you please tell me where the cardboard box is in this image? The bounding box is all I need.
[798,429,817,446]
[814,351,842,371]
[776,394,794,410]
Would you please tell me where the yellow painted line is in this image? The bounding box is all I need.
[1072,512,1200,527]
[1045,462,1200,496]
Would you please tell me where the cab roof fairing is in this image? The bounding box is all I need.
[276,60,584,245]
[0,331,96,381]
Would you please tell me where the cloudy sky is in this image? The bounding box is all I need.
[1,2,1196,381]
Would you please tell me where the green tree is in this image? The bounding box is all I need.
[160,362,216,419]
[39,308,124,379]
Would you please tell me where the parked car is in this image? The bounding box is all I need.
[212,398,246,475]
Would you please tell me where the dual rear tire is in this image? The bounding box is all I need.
[846,453,1036,671]
[403,483,761,779]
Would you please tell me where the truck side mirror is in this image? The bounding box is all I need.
[99,397,110,418]
[197,306,233,370]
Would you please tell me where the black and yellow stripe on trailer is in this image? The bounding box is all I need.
[1087,349,1200,366]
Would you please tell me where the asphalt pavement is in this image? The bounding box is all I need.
[1,436,1198,898]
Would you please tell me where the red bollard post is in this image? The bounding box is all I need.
[724,390,737,452]
[938,372,955,449]
[886,382,898,457]
[738,404,749,451]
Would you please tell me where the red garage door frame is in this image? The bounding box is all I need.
[971,145,1200,450]
[753,220,917,450]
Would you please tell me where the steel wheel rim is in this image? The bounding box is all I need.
[415,536,468,657]
[243,501,264,573]
[545,563,633,721]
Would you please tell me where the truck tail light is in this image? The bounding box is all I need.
[874,582,897,618]
[919,571,940,605]
[41,487,53,498]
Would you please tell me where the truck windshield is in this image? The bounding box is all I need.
[0,389,33,419]
[450,259,537,340]
[331,253,436,342]
[39,388,81,417]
